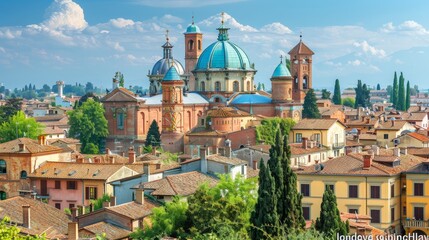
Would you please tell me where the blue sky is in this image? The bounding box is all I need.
[1,0,429,91]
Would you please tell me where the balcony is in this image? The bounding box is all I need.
[332,142,345,149]
[404,219,429,229]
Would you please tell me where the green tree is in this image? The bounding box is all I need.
[251,160,281,240]
[68,99,108,154]
[391,72,398,107]
[286,59,291,72]
[376,83,381,90]
[0,98,23,124]
[302,89,321,119]
[0,217,46,239]
[342,98,355,108]
[145,120,161,146]
[354,80,370,108]
[255,118,295,145]
[85,82,94,93]
[0,111,44,142]
[386,85,393,97]
[332,79,342,105]
[130,197,188,239]
[90,194,112,211]
[42,84,51,93]
[315,188,349,238]
[321,89,331,100]
[397,72,405,110]
[362,83,370,108]
[406,81,411,111]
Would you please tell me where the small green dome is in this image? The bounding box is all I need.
[272,61,291,78]
[163,66,181,81]
[185,23,201,34]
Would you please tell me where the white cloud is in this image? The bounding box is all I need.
[0,29,22,39]
[348,59,362,66]
[110,18,135,28]
[42,0,88,31]
[380,20,429,35]
[261,22,292,34]
[353,41,386,58]
[114,42,125,52]
[160,14,183,23]
[199,12,258,32]
[380,22,395,33]
[133,0,246,8]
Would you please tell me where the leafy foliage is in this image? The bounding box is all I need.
[0,111,44,143]
[0,217,46,239]
[342,98,355,108]
[145,120,161,146]
[90,194,111,211]
[0,98,22,124]
[68,99,108,154]
[302,89,321,119]
[332,79,342,105]
[354,80,370,108]
[321,89,331,100]
[315,188,349,238]
[255,117,295,145]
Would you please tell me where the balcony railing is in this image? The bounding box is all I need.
[403,219,429,229]
[332,142,345,149]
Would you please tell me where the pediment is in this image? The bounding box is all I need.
[102,88,138,102]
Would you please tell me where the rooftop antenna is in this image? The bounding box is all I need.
[192,15,194,25]
[221,12,225,25]
[300,31,302,41]
[280,55,283,63]
[165,29,169,42]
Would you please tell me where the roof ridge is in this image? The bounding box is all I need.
[166,176,179,195]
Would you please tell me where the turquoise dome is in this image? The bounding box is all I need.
[163,66,181,81]
[231,94,272,104]
[195,25,252,70]
[272,61,291,78]
[186,23,201,34]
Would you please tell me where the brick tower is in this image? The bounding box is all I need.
[184,16,203,91]
[288,35,314,103]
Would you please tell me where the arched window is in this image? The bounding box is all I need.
[233,81,239,92]
[0,160,5,174]
[303,76,308,89]
[215,81,221,91]
[0,191,6,200]
[188,40,194,51]
[117,112,124,130]
[20,170,27,179]
[198,40,201,50]
[201,82,205,91]
[246,81,251,92]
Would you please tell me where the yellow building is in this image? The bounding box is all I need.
[376,120,416,147]
[291,118,346,158]
[403,161,429,235]
[296,148,426,233]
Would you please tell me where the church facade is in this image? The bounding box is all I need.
[102,15,315,154]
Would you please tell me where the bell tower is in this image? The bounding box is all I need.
[184,16,203,91]
[288,35,314,103]
[160,66,184,153]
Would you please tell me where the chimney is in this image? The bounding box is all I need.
[76,157,83,164]
[361,116,365,122]
[102,201,110,208]
[394,147,400,157]
[18,143,25,152]
[128,147,135,164]
[75,155,79,162]
[109,196,116,207]
[105,148,110,155]
[391,119,395,127]
[218,147,225,156]
[155,163,161,170]
[71,207,78,221]
[68,222,78,240]
[200,147,208,173]
[302,137,308,149]
[253,160,258,170]
[109,156,115,164]
[366,118,370,124]
[22,205,31,229]
[371,145,380,156]
[363,154,372,169]
[135,189,144,205]
[151,146,157,156]
[224,139,232,158]
[143,163,151,176]
[37,135,45,145]
[137,146,142,156]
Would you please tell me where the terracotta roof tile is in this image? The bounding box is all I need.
[377,120,410,130]
[28,162,137,180]
[0,138,62,154]
[405,132,429,142]
[293,119,343,130]
[0,196,70,238]
[206,155,247,165]
[82,221,131,239]
[401,112,427,121]
[143,171,218,196]
[208,107,251,118]
[107,200,158,220]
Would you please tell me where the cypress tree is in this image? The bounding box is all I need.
[302,89,321,119]
[376,83,381,90]
[354,80,363,109]
[145,120,161,146]
[362,83,370,108]
[315,187,349,238]
[392,72,398,107]
[397,72,405,111]
[332,79,342,105]
[251,160,281,240]
[268,130,284,223]
[406,81,411,111]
